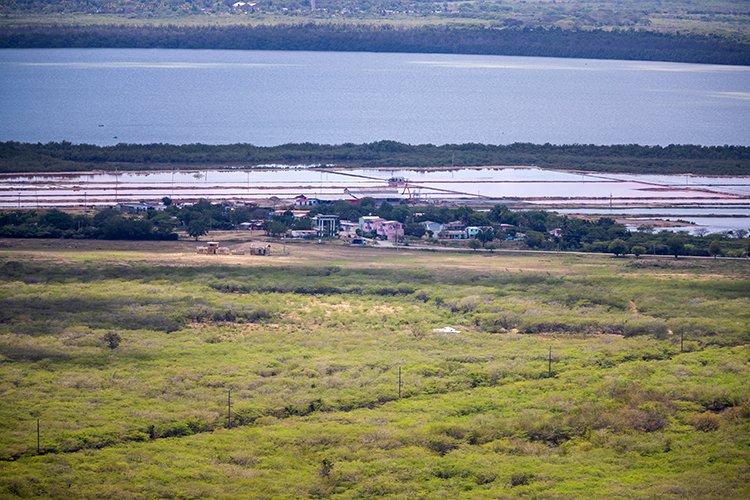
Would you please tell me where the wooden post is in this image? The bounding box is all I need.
[36,418,40,454]
[548,346,553,378]
[398,366,402,399]
[227,389,232,429]
[680,331,684,353]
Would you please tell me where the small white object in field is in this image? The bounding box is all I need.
[432,327,461,334]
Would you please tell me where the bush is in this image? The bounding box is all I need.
[631,245,646,257]
[519,416,573,445]
[623,318,669,338]
[188,305,271,323]
[509,472,535,487]
[424,435,460,455]
[101,332,121,350]
[700,393,739,412]
[153,421,195,438]
[475,312,521,332]
[610,403,669,432]
[609,239,628,256]
[688,412,721,432]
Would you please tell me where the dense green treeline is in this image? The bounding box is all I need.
[0,208,179,240]
[2,141,749,175]
[0,200,262,240]
[2,23,749,65]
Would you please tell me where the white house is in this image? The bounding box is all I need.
[420,221,444,235]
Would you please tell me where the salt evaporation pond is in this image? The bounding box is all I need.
[2,166,749,233]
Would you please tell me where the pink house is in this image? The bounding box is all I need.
[359,216,384,233]
[359,216,404,241]
[379,220,404,241]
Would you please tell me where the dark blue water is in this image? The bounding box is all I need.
[0,49,748,146]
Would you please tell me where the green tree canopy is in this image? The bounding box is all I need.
[608,238,628,256]
[187,217,210,240]
[708,240,722,258]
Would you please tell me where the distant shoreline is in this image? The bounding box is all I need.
[2,141,748,176]
[2,23,749,66]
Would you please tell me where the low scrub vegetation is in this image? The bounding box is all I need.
[0,246,747,497]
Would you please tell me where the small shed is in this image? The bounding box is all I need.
[249,244,272,256]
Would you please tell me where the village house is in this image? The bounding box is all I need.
[420,221,444,236]
[359,215,385,233]
[270,209,310,220]
[358,216,404,241]
[465,226,493,238]
[232,1,258,11]
[339,221,360,238]
[441,230,468,240]
[237,219,266,231]
[115,202,165,213]
[442,220,466,231]
[294,195,321,207]
[289,229,318,239]
[379,220,404,241]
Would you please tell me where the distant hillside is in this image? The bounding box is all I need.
[2,23,749,66]
[3,0,750,42]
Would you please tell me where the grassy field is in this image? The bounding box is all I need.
[0,238,748,497]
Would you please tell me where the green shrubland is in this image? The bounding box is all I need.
[0,246,747,497]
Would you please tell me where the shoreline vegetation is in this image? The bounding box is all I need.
[2,23,750,66]
[2,141,749,175]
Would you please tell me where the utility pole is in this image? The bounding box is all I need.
[227,389,232,429]
[398,366,402,399]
